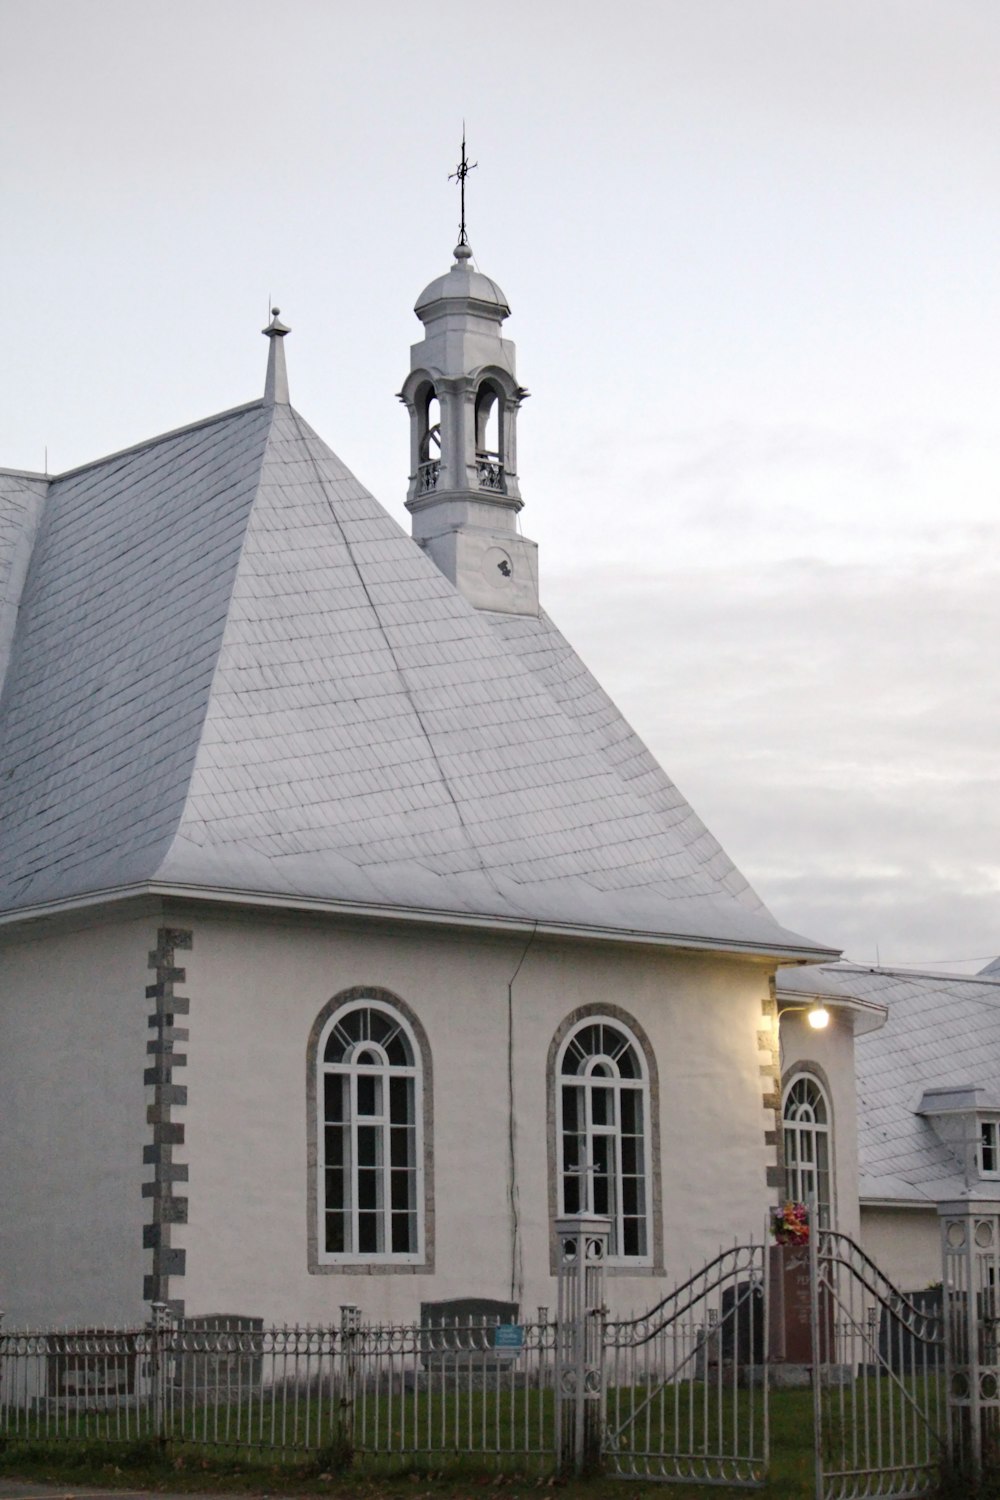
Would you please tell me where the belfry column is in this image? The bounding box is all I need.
[398,243,538,616]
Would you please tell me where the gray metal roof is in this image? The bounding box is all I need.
[819,965,1000,1204]
[0,396,835,958]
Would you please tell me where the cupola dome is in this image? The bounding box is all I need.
[414,243,511,324]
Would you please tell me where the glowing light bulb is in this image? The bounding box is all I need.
[808,1004,830,1030]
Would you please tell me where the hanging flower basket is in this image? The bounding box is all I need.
[771,1200,809,1245]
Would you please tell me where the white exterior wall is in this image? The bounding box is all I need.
[779,1009,861,1242]
[860,1206,941,1292]
[0,911,154,1326]
[172,905,780,1324]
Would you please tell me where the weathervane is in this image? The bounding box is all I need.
[448,129,477,247]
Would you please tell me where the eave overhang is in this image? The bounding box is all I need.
[0,880,842,964]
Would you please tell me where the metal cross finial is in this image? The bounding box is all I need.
[448,129,477,247]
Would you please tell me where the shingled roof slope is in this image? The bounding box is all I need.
[0,397,834,958]
[840,966,1000,1202]
[0,404,273,907]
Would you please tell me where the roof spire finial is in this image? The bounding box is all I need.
[262,305,291,406]
[448,127,477,260]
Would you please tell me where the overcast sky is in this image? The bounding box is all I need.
[2,0,998,970]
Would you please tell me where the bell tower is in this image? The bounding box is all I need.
[400,239,538,616]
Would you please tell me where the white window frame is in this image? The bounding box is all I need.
[979,1118,1000,1179]
[317,998,424,1266]
[783,1073,833,1229]
[555,1016,652,1267]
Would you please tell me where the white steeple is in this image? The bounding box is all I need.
[262,307,290,405]
[399,242,538,616]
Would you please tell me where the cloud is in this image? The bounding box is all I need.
[545,543,1000,966]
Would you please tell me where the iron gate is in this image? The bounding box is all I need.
[603,1244,769,1485]
[811,1229,945,1500]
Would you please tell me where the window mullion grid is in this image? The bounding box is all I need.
[318,1005,423,1265]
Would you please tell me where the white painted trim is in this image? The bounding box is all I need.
[0,882,840,963]
[861,1197,939,1210]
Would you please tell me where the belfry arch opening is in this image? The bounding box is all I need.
[419,387,441,464]
[475,380,504,492]
[415,383,441,494]
[475,383,502,459]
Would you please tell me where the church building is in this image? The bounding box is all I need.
[0,236,860,1327]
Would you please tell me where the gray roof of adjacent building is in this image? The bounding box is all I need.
[0,385,836,960]
[829,964,1000,1204]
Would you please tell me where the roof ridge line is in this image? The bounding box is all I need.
[835,962,1000,986]
[150,401,281,889]
[50,398,268,481]
[283,406,525,915]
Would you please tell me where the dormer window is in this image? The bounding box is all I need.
[981,1119,1000,1177]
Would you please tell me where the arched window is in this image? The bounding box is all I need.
[783,1074,833,1228]
[316,997,424,1264]
[556,1017,651,1262]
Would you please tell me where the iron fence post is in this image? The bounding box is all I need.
[939,1197,1000,1482]
[554,1215,610,1474]
[759,1237,770,1470]
[339,1304,360,1460]
[149,1301,173,1445]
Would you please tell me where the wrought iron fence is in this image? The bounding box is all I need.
[0,1309,557,1470]
[7,1213,999,1492]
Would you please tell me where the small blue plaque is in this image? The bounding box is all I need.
[494,1323,524,1350]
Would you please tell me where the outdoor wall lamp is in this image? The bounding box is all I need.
[780,1000,831,1030]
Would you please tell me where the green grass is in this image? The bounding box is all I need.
[0,1381,956,1500]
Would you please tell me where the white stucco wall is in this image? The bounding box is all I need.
[0,910,154,1325]
[779,1008,861,1243]
[860,1205,941,1292]
[169,904,782,1325]
[3,899,862,1329]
